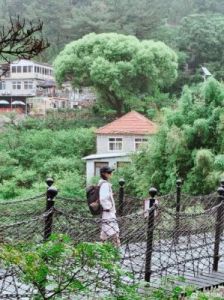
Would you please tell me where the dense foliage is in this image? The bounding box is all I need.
[0,118,96,199]
[1,234,223,299]
[0,1,223,194]
[0,0,223,88]
[54,33,178,116]
[0,234,124,299]
[123,78,224,196]
[178,14,224,80]
[0,0,170,61]
[1,78,224,199]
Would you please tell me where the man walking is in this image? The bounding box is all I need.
[98,166,120,247]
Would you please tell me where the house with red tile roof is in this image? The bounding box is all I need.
[83,111,157,182]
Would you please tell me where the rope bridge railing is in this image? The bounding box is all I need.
[0,201,221,298]
[0,178,218,221]
[0,178,223,298]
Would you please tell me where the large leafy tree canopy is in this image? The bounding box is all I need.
[128,78,224,196]
[54,33,178,116]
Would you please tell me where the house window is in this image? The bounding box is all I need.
[24,81,33,89]
[94,162,109,177]
[35,66,42,73]
[28,66,33,72]
[12,66,22,73]
[23,66,28,73]
[135,138,148,150]
[109,138,123,151]
[0,81,6,90]
[12,81,21,90]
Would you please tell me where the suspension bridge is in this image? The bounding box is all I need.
[0,179,224,298]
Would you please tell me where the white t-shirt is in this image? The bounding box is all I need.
[98,179,116,215]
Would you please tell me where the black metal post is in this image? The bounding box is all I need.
[220,179,224,189]
[213,186,224,272]
[118,178,125,216]
[175,179,182,244]
[46,177,54,187]
[145,187,157,282]
[44,178,58,241]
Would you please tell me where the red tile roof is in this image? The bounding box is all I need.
[96,111,157,135]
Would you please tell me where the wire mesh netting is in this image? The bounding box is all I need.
[0,190,222,299]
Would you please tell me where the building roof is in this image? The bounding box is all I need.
[82,152,129,160]
[96,111,157,135]
[37,80,56,88]
[11,59,52,68]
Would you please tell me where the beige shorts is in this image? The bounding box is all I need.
[100,218,120,241]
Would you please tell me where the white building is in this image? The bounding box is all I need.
[83,111,157,183]
[0,60,96,115]
[69,87,96,109]
[0,59,56,113]
[0,59,53,96]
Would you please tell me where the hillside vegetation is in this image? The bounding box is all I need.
[0,0,223,198]
[0,0,223,89]
[0,113,97,199]
[118,79,224,196]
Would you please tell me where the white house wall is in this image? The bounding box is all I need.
[96,134,151,154]
[86,156,131,183]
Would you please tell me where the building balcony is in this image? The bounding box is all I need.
[0,89,37,97]
[10,73,54,80]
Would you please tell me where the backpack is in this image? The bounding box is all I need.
[86,182,104,215]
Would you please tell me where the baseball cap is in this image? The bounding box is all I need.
[100,166,115,174]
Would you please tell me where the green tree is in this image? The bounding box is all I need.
[0,125,95,199]
[54,33,178,116]
[0,234,124,299]
[125,78,224,196]
[0,152,18,183]
[178,14,224,80]
[0,0,172,62]
[70,0,168,39]
[194,0,224,14]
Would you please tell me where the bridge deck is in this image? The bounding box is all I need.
[176,271,224,290]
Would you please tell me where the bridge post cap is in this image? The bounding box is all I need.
[217,186,224,196]
[119,178,125,186]
[46,178,54,187]
[149,187,157,198]
[176,179,182,186]
[47,186,58,199]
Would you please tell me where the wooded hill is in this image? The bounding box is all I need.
[1,0,224,88]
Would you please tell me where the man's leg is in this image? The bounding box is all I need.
[111,234,121,247]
